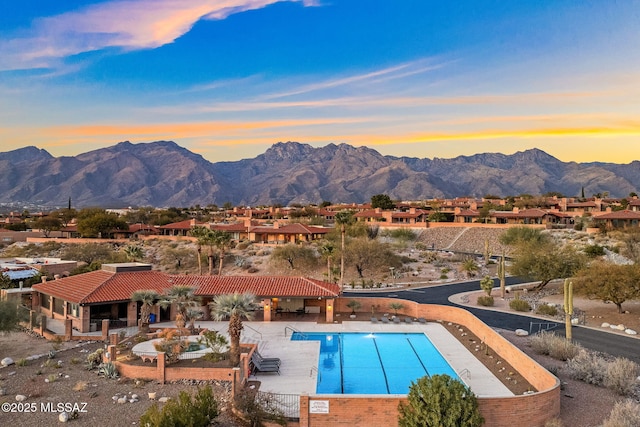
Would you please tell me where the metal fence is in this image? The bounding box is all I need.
[255,391,300,420]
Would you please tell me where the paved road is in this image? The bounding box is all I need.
[344,277,640,364]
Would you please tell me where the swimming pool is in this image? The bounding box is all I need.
[291,332,459,394]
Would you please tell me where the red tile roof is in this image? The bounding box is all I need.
[32,271,339,304]
[594,210,640,220]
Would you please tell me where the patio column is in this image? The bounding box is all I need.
[325,298,334,323]
[262,299,272,322]
[127,301,138,327]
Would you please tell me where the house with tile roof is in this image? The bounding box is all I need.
[31,263,340,332]
[592,209,640,230]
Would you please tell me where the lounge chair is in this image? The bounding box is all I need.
[393,316,401,324]
[254,350,281,366]
[371,317,379,323]
[251,354,280,375]
[418,317,427,324]
[381,316,390,324]
[405,317,413,324]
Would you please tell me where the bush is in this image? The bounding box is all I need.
[398,374,484,427]
[477,296,494,307]
[509,298,531,312]
[140,386,219,427]
[536,304,558,316]
[544,418,564,427]
[604,357,640,396]
[530,331,581,361]
[601,400,640,427]
[567,350,607,385]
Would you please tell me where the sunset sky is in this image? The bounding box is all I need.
[1,1,639,163]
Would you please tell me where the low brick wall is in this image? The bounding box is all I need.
[309,298,561,427]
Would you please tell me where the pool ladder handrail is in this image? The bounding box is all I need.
[459,368,471,379]
[310,365,321,383]
[284,325,307,339]
[243,323,263,340]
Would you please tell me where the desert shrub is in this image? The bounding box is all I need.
[530,331,581,361]
[387,228,417,241]
[583,244,606,257]
[235,387,287,427]
[139,385,219,427]
[604,357,640,396]
[536,304,558,316]
[98,362,119,379]
[509,298,531,312]
[601,399,640,427]
[439,273,448,280]
[398,374,483,427]
[236,241,251,250]
[477,296,494,307]
[73,381,88,392]
[247,267,259,274]
[567,349,607,385]
[86,348,104,370]
[16,358,28,366]
[544,418,564,427]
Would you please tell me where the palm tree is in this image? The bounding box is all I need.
[209,293,256,367]
[389,302,404,317]
[131,290,160,329]
[320,241,336,282]
[211,230,232,275]
[460,258,479,278]
[159,285,201,329]
[334,211,354,293]
[189,226,210,275]
[123,244,144,262]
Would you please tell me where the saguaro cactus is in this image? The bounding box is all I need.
[563,279,574,341]
[483,239,492,266]
[497,253,506,299]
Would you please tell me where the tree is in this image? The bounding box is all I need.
[509,241,586,290]
[334,211,354,292]
[0,300,22,334]
[159,285,201,329]
[398,374,484,427]
[345,238,401,279]
[131,290,160,328]
[320,241,336,282]
[371,194,395,210]
[189,226,210,275]
[62,243,115,265]
[76,208,128,238]
[210,230,232,275]
[346,299,362,315]
[0,273,14,290]
[389,302,404,316]
[499,226,549,246]
[209,293,256,367]
[271,244,317,271]
[31,215,62,237]
[574,262,640,314]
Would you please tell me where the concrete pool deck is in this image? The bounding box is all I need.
[151,319,512,398]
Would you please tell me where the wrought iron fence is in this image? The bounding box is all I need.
[255,391,300,420]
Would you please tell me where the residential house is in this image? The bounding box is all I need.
[31,263,339,332]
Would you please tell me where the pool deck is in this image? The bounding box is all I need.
[153,319,512,398]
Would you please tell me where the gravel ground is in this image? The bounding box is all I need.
[0,336,245,427]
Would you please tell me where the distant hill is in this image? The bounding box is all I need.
[0,141,638,207]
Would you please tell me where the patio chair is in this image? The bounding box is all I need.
[251,354,280,375]
[254,350,281,366]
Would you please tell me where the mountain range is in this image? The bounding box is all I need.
[1,141,639,208]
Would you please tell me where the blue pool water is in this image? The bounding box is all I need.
[291,332,459,394]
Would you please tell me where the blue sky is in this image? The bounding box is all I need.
[1,0,639,163]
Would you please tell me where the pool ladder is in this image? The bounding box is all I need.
[459,368,471,379]
[310,366,321,383]
[284,325,307,339]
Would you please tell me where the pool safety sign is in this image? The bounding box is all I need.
[309,400,329,414]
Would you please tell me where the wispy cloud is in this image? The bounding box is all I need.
[0,0,310,71]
